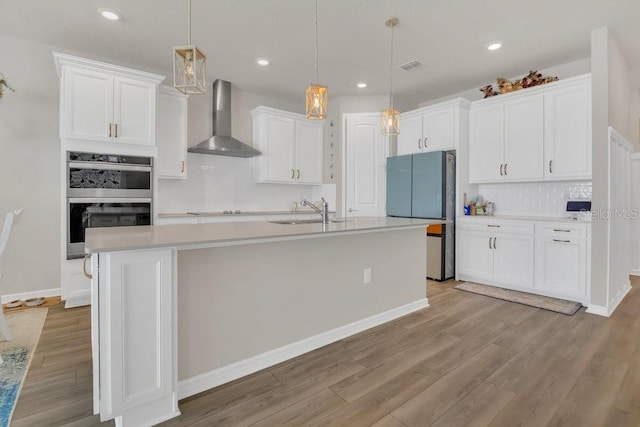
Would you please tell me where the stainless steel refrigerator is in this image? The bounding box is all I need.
[386,151,455,280]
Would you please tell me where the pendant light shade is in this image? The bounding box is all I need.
[381,18,399,135]
[173,0,206,94]
[306,0,327,120]
[306,83,328,120]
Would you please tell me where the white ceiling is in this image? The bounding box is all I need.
[1,0,639,108]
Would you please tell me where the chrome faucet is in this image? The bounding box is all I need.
[301,198,329,224]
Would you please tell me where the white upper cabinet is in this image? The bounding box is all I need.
[544,76,592,180]
[469,103,504,182]
[54,53,164,152]
[503,94,544,181]
[469,74,591,184]
[251,106,323,185]
[397,99,469,155]
[157,86,188,179]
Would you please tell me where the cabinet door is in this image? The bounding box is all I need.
[295,120,323,184]
[535,235,586,299]
[397,114,423,155]
[423,108,455,151]
[157,89,188,179]
[503,94,544,181]
[544,80,591,179]
[61,67,114,143]
[457,228,494,281]
[260,115,296,182]
[493,232,534,289]
[99,249,175,421]
[113,77,157,146]
[469,103,504,183]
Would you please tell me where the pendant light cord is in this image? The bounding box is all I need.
[314,0,319,84]
[187,0,192,45]
[389,21,394,110]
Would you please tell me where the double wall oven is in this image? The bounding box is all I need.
[66,151,153,259]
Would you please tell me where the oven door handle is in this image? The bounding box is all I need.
[68,197,153,204]
[68,162,152,172]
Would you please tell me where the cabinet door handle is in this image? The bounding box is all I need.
[114,123,119,138]
[493,237,497,249]
[487,224,501,228]
[418,138,422,149]
[549,160,553,173]
[489,237,492,249]
[291,169,295,179]
[348,208,358,213]
[181,161,185,173]
[424,137,428,148]
[504,163,508,175]
[296,169,300,179]
[500,164,504,176]
[553,228,570,232]
[553,239,571,243]
[83,254,93,280]
[108,123,112,138]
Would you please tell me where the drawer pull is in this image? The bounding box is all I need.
[487,224,501,228]
[553,229,571,232]
[553,239,571,243]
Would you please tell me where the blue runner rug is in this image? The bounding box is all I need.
[0,347,30,427]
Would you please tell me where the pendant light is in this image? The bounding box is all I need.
[381,18,399,136]
[305,0,327,120]
[173,0,206,94]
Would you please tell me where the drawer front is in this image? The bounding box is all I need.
[536,222,588,239]
[458,218,533,235]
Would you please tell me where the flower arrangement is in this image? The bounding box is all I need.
[480,70,558,99]
[0,73,15,99]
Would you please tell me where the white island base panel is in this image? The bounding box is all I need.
[88,218,435,426]
[176,228,427,398]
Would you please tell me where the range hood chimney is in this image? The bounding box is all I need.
[187,80,261,157]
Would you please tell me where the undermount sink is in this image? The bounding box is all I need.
[269,219,344,225]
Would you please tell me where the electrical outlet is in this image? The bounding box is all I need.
[363,267,372,284]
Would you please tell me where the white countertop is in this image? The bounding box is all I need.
[85,216,444,253]
[157,210,335,219]
[457,215,591,223]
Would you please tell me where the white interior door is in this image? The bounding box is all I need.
[343,114,388,217]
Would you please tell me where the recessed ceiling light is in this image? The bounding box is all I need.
[357,83,367,88]
[99,8,122,21]
[487,42,503,51]
[257,58,270,66]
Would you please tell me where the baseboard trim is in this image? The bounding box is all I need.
[1,288,61,304]
[177,298,429,400]
[64,294,91,308]
[629,269,640,277]
[586,281,632,317]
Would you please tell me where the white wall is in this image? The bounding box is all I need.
[417,57,592,108]
[590,26,633,310]
[156,86,334,213]
[0,35,61,295]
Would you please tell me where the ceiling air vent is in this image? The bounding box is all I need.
[400,60,425,72]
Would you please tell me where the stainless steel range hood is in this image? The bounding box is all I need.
[187,80,261,157]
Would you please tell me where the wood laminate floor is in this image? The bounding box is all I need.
[12,278,640,426]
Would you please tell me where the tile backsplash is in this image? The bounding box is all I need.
[476,181,592,217]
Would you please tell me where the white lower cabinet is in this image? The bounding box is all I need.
[93,248,179,425]
[457,218,590,303]
[457,220,534,289]
[534,222,588,301]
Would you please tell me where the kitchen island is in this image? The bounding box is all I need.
[85,217,442,426]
